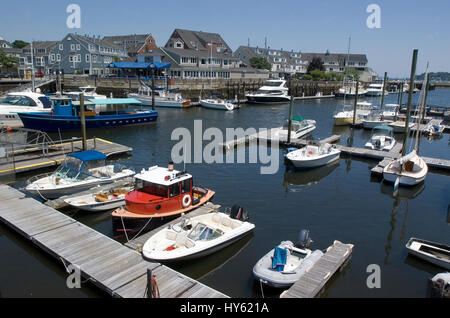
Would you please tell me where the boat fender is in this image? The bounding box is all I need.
[182,194,191,208]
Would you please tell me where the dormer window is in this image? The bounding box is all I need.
[175,40,183,49]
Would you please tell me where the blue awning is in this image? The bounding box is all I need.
[107,62,171,69]
[68,150,107,162]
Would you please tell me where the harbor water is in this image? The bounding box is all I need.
[1,89,449,298]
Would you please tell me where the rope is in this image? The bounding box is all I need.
[130,217,153,241]
[152,275,160,298]
[259,279,265,298]
[120,214,130,243]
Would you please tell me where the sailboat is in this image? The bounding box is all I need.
[383,56,428,187]
[200,41,238,111]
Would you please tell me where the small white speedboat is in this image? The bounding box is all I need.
[26,150,135,199]
[142,206,255,261]
[362,110,389,129]
[365,126,396,151]
[253,230,324,288]
[64,186,133,212]
[424,124,445,136]
[200,98,238,111]
[383,150,428,186]
[276,116,316,141]
[406,238,450,270]
[285,143,341,168]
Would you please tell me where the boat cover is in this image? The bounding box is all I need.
[272,246,287,272]
[67,150,107,162]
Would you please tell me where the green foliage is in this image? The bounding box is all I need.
[12,40,29,49]
[307,57,324,73]
[249,57,271,70]
[302,74,313,81]
[344,67,360,80]
[310,69,325,80]
[0,49,18,68]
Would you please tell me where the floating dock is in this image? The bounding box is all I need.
[0,137,132,178]
[280,241,354,298]
[0,185,227,298]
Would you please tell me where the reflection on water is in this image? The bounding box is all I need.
[380,182,425,265]
[283,162,339,191]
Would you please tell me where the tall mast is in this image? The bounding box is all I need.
[401,49,418,157]
[31,41,35,92]
[414,72,429,153]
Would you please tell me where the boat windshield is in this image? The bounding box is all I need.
[263,81,283,87]
[135,179,168,197]
[53,157,93,181]
[188,223,224,241]
[256,89,283,95]
[0,95,37,107]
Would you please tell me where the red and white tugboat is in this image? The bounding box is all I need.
[112,163,215,237]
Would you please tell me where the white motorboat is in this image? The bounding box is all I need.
[388,120,417,133]
[246,80,291,104]
[335,81,367,98]
[142,206,255,261]
[252,230,324,288]
[275,116,316,141]
[128,84,191,108]
[285,143,341,168]
[0,91,51,123]
[365,126,396,151]
[64,186,133,212]
[365,82,388,97]
[406,238,450,270]
[362,110,389,129]
[382,104,399,121]
[64,86,107,101]
[26,150,135,199]
[333,102,372,126]
[200,97,238,111]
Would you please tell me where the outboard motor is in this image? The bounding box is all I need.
[230,205,249,222]
[374,139,381,149]
[295,229,312,249]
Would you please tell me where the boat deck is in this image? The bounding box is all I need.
[0,137,132,178]
[280,241,354,298]
[0,185,227,298]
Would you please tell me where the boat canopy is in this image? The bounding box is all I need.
[292,116,305,122]
[67,150,107,162]
[87,98,142,105]
[107,62,172,69]
[374,126,393,131]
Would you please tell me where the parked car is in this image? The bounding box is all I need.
[35,72,44,78]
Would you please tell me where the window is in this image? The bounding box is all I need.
[71,44,75,51]
[59,44,63,50]
[57,54,61,61]
[175,41,183,48]
[76,44,81,51]
[51,54,55,62]
[169,183,180,198]
[86,54,90,62]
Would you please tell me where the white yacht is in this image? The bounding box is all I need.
[0,91,51,123]
[64,86,107,101]
[246,80,291,104]
[200,98,238,111]
[335,81,367,98]
[365,82,388,97]
[275,116,316,140]
[128,84,192,108]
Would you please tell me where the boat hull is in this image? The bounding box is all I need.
[333,117,354,126]
[383,155,428,186]
[362,120,389,130]
[128,95,191,108]
[200,100,237,110]
[18,111,158,132]
[287,150,341,169]
[406,238,450,270]
[246,95,291,104]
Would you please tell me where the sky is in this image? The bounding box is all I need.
[1,0,449,78]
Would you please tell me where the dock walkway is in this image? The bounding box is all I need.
[0,137,132,178]
[0,185,227,298]
[281,241,354,298]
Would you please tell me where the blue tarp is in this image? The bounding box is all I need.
[272,246,287,272]
[68,150,107,162]
[107,62,171,69]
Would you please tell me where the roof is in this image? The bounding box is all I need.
[166,29,233,55]
[87,98,142,105]
[136,166,192,186]
[67,150,107,162]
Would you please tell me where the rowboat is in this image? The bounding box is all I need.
[64,186,133,212]
[406,237,450,270]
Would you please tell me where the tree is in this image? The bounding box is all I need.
[310,69,325,80]
[307,57,324,73]
[249,57,271,71]
[0,49,18,69]
[12,40,29,49]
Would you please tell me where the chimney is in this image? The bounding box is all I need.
[168,161,174,171]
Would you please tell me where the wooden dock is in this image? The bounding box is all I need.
[280,241,354,298]
[0,185,227,298]
[0,137,132,178]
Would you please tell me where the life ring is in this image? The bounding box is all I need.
[182,194,191,208]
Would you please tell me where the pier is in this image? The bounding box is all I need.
[0,131,132,178]
[280,241,354,298]
[0,184,228,298]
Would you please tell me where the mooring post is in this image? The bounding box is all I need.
[352,79,359,125]
[79,93,87,151]
[287,95,294,143]
[380,72,388,113]
[146,268,153,298]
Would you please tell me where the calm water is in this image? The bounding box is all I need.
[1,89,449,298]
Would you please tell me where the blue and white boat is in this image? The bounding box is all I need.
[17,95,158,132]
[26,150,135,199]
